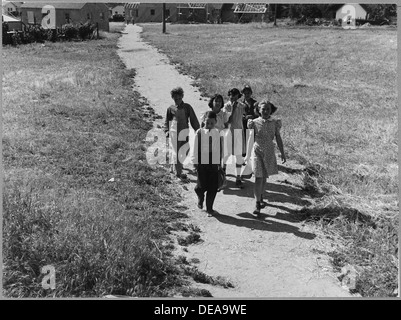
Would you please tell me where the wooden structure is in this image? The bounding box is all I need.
[109,4,125,16]
[124,2,178,23]
[335,3,368,21]
[124,3,238,24]
[2,12,22,30]
[2,1,23,17]
[20,2,110,31]
[233,3,268,23]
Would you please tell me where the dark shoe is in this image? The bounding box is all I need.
[253,201,261,215]
[197,198,204,209]
[260,199,268,208]
[206,209,215,217]
[235,179,244,188]
[177,173,188,180]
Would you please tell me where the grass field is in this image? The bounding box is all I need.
[141,23,398,297]
[2,24,208,297]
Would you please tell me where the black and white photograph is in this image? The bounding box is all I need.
[1,0,399,300]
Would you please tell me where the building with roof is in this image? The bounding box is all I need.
[335,3,368,21]
[124,3,240,24]
[20,2,110,30]
[2,1,23,17]
[324,3,368,20]
[125,2,178,23]
[233,3,268,22]
[109,3,125,16]
[2,12,22,30]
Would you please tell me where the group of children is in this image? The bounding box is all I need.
[164,86,286,217]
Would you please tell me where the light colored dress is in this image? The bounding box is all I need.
[248,116,282,178]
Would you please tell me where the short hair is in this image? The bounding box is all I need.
[242,85,253,94]
[256,100,277,114]
[204,111,217,120]
[208,94,224,109]
[227,88,242,98]
[170,87,184,97]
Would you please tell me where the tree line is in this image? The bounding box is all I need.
[272,4,397,20]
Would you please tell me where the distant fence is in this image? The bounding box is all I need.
[2,21,99,46]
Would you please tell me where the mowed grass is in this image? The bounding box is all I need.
[141,23,398,297]
[2,25,190,297]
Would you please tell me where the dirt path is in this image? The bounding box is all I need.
[117,24,352,298]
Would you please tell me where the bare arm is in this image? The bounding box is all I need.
[192,130,200,169]
[275,132,286,163]
[164,108,172,134]
[188,106,200,131]
[245,120,255,161]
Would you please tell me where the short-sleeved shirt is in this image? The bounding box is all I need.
[223,100,246,130]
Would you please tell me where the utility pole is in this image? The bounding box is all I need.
[162,3,166,33]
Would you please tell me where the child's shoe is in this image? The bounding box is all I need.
[177,173,188,181]
[253,201,261,215]
[260,196,268,208]
[206,209,216,217]
[197,197,204,209]
[235,179,244,189]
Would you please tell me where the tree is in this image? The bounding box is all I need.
[365,4,397,20]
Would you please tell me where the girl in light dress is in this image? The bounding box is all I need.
[246,100,286,216]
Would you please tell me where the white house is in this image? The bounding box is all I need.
[2,1,23,16]
[110,4,124,16]
[335,3,368,21]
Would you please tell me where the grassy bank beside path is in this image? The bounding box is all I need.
[2,24,192,297]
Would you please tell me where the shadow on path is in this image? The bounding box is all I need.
[222,180,312,206]
[212,211,316,240]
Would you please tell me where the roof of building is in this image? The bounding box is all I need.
[20,2,86,10]
[2,13,21,22]
[124,2,140,10]
[176,3,207,9]
[2,1,23,8]
[327,3,369,13]
[109,3,125,9]
[211,3,224,10]
[233,3,267,14]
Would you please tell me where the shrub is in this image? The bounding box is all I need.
[78,22,95,40]
[3,23,98,46]
[61,24,78,41]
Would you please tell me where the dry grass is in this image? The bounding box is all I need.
[141,23,398,297]
[141,23,397,199]
[2,25,206,297]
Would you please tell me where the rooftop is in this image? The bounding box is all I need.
[233,3,267,14]
[20,2,86,10]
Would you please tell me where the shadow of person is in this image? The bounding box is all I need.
[245,203,310,224]
[264,191,312,207]
[221,180,312,208]
[277,164,305,175]
[212,211,316,240]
